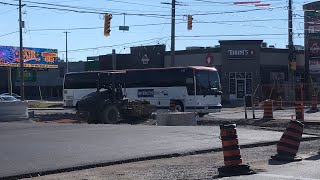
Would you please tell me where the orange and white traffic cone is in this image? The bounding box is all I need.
[276,96,284,110]
[271,120,304,161]
[310,95,319,112]
[218,122,254,177]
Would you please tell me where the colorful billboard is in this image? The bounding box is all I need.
[0,46,58,68]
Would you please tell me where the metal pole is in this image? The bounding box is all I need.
[288,0,295,102]
[170,0,175,67]
[64,31,69,73]
[19,0,24,101]
[112,49,116,70]
[288,0,293,50]
[7,67,12,95]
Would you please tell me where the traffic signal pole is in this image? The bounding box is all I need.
[288,0,296,101]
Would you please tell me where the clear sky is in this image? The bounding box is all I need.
[0,0,314,61]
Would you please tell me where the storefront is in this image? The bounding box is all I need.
[164,40,305,104]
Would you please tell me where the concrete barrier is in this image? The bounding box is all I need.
[0,101,29,122]
[157,112,197,126]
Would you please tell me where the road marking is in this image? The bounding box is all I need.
[258,174,319,180]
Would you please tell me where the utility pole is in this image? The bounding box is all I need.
[64,31,70,73]
[288,0,296,101]
[170,0,175,67]
[19,0,24,101]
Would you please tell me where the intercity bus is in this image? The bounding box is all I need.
[63,66,222,116]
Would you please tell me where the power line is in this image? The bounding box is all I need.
[61,37,170,53]
[106,0,170,9]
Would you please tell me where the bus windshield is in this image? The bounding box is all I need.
[187,69,220,96]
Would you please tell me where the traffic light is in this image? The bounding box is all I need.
[187,15,193,30]
[289,61,296,71]
[104,13,112,36]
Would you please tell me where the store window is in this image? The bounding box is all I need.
[229,72,252,97]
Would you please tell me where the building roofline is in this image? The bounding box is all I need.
[303,1,320,10]
[219,40,263,45]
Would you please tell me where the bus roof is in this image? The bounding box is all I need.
[65,66,217,76]
[120,66,218,72]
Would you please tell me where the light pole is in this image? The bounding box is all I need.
[19,0,24,100]
[64,31,70,73]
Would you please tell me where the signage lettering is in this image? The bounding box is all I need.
[226,49,254,60]
[138,89,154,97]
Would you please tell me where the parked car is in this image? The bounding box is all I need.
[0,95,20,101]
[0,93,21,99]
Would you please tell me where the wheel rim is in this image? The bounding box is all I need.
[175,104,183,112]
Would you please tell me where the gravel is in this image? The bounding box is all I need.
[27,139,320,180]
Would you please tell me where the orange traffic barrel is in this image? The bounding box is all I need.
[263,100,273,119]
[310,95,318,112]
[271,120,304,161]
[276,96,284,110]
[218,123,253,177]
[295,101,304,121]
[169,99,176,112]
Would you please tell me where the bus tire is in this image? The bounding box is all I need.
[175,100,184,112]
[101,105,120,124]
[197,113,206,118]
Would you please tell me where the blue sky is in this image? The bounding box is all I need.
[0,0,314,61]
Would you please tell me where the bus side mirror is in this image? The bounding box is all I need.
[211,88,222,95]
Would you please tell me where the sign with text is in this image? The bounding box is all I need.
[0,46,58,68]
[226,49,254,60]
[15,69,37,82]
[137,89,169,98]
[304,5,320,74]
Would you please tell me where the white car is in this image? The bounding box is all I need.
[0,95,20,101]
[0,93,21,99]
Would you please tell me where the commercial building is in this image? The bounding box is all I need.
[0,40,306,104]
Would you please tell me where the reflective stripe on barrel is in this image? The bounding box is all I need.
[263,100,273,119]
[295,102,304,121]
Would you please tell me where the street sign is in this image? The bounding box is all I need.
[119,26,129,31]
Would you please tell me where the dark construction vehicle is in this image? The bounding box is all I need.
[76,71,157,124]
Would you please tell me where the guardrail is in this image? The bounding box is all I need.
[0,101,28,122]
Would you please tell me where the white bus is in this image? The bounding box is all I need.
[63,66,222,116]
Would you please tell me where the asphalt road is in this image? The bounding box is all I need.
[0,122,304,178]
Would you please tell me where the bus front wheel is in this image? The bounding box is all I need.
[175,101,184,112]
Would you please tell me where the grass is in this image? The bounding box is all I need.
[28,101,63,108]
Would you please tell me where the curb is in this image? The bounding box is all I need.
[1,136,319,180]
[28,108,64,110]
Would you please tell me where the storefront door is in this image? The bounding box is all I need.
[236,79,245,98]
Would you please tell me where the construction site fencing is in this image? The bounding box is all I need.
[252,83,320,108]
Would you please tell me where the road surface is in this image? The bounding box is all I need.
[0,122,309,178]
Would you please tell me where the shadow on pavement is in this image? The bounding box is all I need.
[305,154,320,161]
[268,159,292,165]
